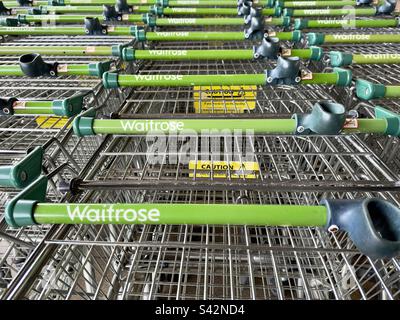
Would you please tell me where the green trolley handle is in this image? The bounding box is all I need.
[284,7,378,17]
[0,43,320,61]
[5,175,400,259]
[4,0,266,7]
[121,46,323,61]
[307,32,400,45]
[36,5,282,16]
[0,146,43,189]
[295,18,399,30]
[0,53,112,78]
[72,102,400,138]
[143,30,301,41]
[101,62,351,88]
[38,5,156,14]
[0,92,87,117]
[162,7,281,16]
[0,24,302,42]
[0,44,128,58]
[330,51,400,67]
[0,24,140,36]
[15,14,290,27]
[356,79,400,100]
[281,0,362,7]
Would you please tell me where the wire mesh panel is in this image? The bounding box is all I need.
[0,32,135,296]
[5,132,400,300]
[1,2,400,302]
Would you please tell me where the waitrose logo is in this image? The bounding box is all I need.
[67,205,161,223]
[120,120,185,132]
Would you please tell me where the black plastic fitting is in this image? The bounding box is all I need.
[84,17,108,35]
[103,5,122,21]
[238,3,252,16]
[17,0,33,6]
[321,198,400,259]
[376,0,396,15]
[244,7,262,24]
[244,15,265,39]
[253,36,281,60]
[292,101,346,135]
[0,1,11,15]
[355,0,372,5]
[265,56,301,85]
[0,97,17,115]
[19,53,58,77]
[116,0,133,13]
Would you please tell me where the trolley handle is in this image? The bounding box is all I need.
[5,176,400,259]
[0,92,88,117]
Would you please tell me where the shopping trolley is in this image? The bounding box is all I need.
[0,27,137,295]
[1,0,400,302]
[3,31,400,300]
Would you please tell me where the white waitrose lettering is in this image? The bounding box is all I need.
[120,120,185,132]
[67,205,161,223]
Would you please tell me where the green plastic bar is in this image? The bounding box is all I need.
[286,8,377,17]
[8,8,32,14]
[85,117,387,136]
[92,118,297,134]
[163,8,279,15]
[0,26,87,36]
[283,0,357,7]
[289,48,318,59]
[0,25,133,36]
[38,5,279,16]
[90,118,388,135]
[42,5,105,13]
[145,31,299,41]
[155,17,286,26]
[165,0,243,7]
[41,5,152,14]
[13,101,53,115]
[117,74,267,86]
[297,18,398,29]
[0,45,113,56]
[134,49,254,60]
[0,65,25,76]
[52,0,242,6]
[130,48,318,60]
[18,14,144,24]
[108,71,345,88]
[313,33,400,44]
[2,0,48,5]
[0,64,93,76]
[353,53,400,65]
[33,203,328,226]
[156,17,244,26]
[385,86,400,97]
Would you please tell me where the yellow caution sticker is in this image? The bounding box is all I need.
[36,116,70,129]
[188,160,260,179]
[193,85,257,113]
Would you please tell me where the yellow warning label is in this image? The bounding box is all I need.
[188,160,260,179]
[36,116,70,129]
[193,85,257,113]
